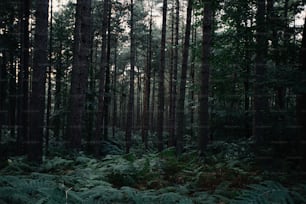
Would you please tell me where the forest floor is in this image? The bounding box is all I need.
[0,135,306,203]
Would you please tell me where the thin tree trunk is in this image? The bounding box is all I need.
[103,0,112,140]
[169,0,179,147]
[136,68,141,130]
[9,54,16,139]
[157,0,168,152]
[142,7,152,149]
[112,39,118,138]
[150,70,156,132]
[94,0,109,155]
[125,0,135,153]
[296,17,306,170]
[253,0,268,145]
[176,0,192,154]
[199,0,212,154]
[45,0,53,154]
[28,0,49,162]
[53,42,63,141]
[17,0,30,154]
[0,53,7,143]
[168,3,174,147]
[189,13,196,138]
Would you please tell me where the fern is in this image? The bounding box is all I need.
[231,180,294,204]
[42,156,74,173]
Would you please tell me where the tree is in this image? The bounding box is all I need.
[253,0,268,145]
[142,5,153,149]
[67,0,92,150]
[103,0,112,140]
[94,0,110,155]
[125,0,135,153]
[157,0,168,152]
[45,0,54,154]
[168,0,179,147]
[176,0,193,154]
[16,0,30,154]
[27,0,49,162]
[296,17,306,170]
[199,0,212,154]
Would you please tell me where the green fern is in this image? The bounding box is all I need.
[231,180,294,204]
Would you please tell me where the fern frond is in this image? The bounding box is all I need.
[231,180,294,204]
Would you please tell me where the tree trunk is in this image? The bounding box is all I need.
[169,0,179,147]
[125,0,135,153]
[0,52,7,143]
[150,70,156,132]
[94,0,109,156]
[8,54,16,139]
[190,16,196,138]
[176,0,193,155]
[103,0,112,140]
[136,67,141,130]
[253,0,268,145]
[199,0,212,154]
[157,0,168,152]
[67,0,92,150]
[296,17,306,170]
[141,8,152,149]
[17,0,30,154]
[28,0,49,163]
[53,42,63,141]
[45,0,53,154]
[112,39,118,138]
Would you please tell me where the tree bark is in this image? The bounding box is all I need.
[112,39,118,138]
[199,0,212,154]
[17,0,30,154]
[157,0,168,152]
[253,0,268,145]
[176,0,193,154]
[125,0,135,153]
[141,8,152,149]
[28,0,49,162]
[67,0,92,150]
[94,0,109,155]
[296,17,306,170]
[168,0,179,147]
[45,0,53,154]
[103,0,112,140]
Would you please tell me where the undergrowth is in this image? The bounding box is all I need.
[0,139,305,204]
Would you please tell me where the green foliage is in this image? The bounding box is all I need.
[232,181,296,204]
[1,141,306,203]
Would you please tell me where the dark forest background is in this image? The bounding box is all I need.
[1,0,306,203]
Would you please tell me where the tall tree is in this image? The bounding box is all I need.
[103,0,112,140]
[199,0,212,154]
[125,0,135,153]
[45,0,53,154]
[253,0,268,145]
[176,0,193,154]
[67,0,92,150]
[189,14,196,138]
[142,5,153,149]
[112,39,118,138]
[28,0,49,162]
[16,0,30,154]
[168,0,179,147]
[157,0,168,152]
[94,0,109,155]
[296,17,306,170]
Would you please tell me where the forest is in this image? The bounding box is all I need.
[1,0,306,203]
